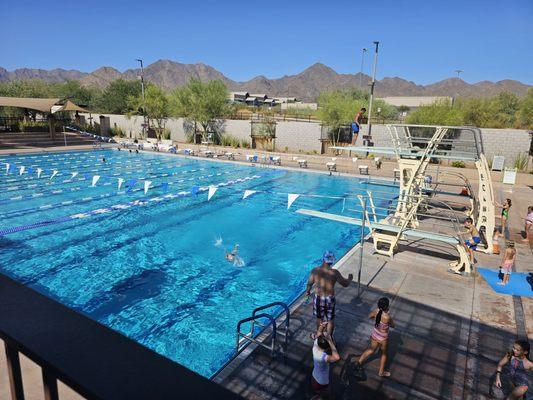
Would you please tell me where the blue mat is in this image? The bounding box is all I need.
[478,268,533,297]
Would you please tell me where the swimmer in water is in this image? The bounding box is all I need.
[226,244,239,263]
[102,157,106,163]
[214,236,223,247]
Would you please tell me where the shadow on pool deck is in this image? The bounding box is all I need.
[219,232,530,400]
[221,285,520,399]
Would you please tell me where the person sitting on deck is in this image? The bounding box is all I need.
[494,339,532,400]
[462,217,481,265]
[310,322,340,399]
[305,251,353,337]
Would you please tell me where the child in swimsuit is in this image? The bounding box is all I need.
[356,297,395,377]
[495,339,532,399]
[462,217,481,265]
[498,242,516,286]
[495,198,512,240]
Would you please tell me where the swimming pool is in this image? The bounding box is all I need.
[0,149,397,377]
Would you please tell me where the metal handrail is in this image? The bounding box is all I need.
[236,313,277,355]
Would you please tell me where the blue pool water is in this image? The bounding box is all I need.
[0,149,397,377]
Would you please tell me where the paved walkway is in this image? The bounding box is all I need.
[218,188,533,399]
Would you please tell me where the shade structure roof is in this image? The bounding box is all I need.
[0,97,87,113]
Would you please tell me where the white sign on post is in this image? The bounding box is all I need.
[492,156,505,171]
[502,168,517,185]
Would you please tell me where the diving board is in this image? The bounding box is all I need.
[296,208,472,275]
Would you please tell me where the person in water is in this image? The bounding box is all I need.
[462,217,481,265]
[355,297,395,377]
[494,339,532,399]
[305,251,353,337]
[225,244,239,263]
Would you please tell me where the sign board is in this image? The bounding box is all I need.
[502,168,517,185]
[492,156,505,171]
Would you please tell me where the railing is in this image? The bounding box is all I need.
[236,301,290,356]
[0,274,241,400]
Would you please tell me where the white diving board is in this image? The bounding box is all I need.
[296,208,459,245]
[330,146,478,161]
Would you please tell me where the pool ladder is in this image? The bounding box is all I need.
[236,302,291,356]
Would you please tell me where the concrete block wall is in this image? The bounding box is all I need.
[275,121,322,153]
[79,114,531,167]
[480,129,531,168]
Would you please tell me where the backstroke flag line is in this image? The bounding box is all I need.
[92,175,100,187]
[243,190,257,199]
[207,185,218,201]
[287,193,300,209]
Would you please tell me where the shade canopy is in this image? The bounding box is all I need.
[0,97,87,113]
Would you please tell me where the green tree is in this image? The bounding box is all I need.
[55,80,99,108]
[317,91,361,146]
[516,88,533,129]
[95,79,142,114]
[127,84,169,140]
[169,79,230,144]
[406,99,463,126]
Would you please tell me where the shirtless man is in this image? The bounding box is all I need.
[305,251,353,337]
[462,217,481,264]
[351,107,366,145]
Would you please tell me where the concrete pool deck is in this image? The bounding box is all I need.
[0,143,531,399]
[216,189,533,399]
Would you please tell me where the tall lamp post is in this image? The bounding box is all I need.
[359,48,367,90]
[366,41,380,140]
[453,69,463,107]
[136,59,146,139]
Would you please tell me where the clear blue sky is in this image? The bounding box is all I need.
[2,0,532,84]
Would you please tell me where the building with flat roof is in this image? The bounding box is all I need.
[379,96,452,109]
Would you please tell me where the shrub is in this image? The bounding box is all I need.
[110,126,125,137]
[451,161,466,168]
[163,129,171,140]
[513,152,529,171]
[241,140,250,148]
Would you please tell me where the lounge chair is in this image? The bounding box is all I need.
[203,150,215,158]
[183,148,195,156]
[246,154,258,163]
[326,162,337,172]
[298,159,308,168]
[270,156,281,165]
[224,152,235,160]
[358,165,369,175]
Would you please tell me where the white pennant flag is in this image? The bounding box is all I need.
[91,175,100,187]
[207,185,218,201]
[117,178,125,190]
[50,170,59,180]
[19,166,25,176]
[287,193,300,209]
[71,172,78,179]
[243,190,257,199]
[144,180,152,194]
[4,163,9,174]
[37,168,43,178]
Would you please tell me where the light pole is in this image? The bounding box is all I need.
[453,70,463,106]
[136,59,146,139]
[359,48,367,90]
[366,41,379,139]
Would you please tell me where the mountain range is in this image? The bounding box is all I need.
[0,60,530,101]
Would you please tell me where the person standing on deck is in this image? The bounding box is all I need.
[305,251,353,338]
[351,108,366,145]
